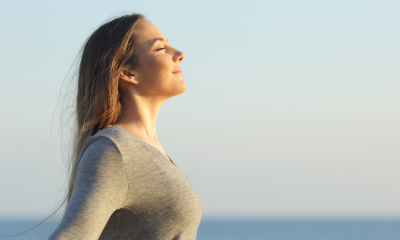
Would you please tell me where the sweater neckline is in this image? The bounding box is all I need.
[106,125,177,167]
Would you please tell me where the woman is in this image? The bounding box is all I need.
[48,13,203,239]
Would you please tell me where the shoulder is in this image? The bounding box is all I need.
[83,126,149,161]
[80,126,131,158]
[76,130,128,191]
[79,136,119,162]
[77,126,133,173]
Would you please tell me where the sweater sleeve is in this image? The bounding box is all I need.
[48,136,128,240]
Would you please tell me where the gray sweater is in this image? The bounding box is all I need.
[48,125,202,240]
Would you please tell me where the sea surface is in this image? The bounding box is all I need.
[0,219,399,240]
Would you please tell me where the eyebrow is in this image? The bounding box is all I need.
[152,38,168,45]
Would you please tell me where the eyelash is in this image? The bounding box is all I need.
[156,48,165,51]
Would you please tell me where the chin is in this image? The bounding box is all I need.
[173,80,187,96]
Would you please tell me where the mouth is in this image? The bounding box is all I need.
[172,67,182,74]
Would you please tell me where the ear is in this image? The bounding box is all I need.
[119,69,139,84]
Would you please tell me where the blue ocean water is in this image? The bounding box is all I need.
[0,219,399,240]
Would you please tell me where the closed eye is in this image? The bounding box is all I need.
[156,48,165,51]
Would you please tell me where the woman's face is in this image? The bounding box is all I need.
[127,20,186,98]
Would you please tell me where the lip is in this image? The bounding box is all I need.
[172,67,182,74]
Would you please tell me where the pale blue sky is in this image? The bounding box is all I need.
[0,0,399,219]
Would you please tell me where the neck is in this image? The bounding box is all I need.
[113,94,166,143]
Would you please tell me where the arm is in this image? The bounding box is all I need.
[48,137,128,240]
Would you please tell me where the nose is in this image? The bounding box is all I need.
[174,49,184,62]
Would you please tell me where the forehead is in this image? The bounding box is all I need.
[135,20,166,46]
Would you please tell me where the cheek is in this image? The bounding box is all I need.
[155,56,171,72]
[145,56,171,80]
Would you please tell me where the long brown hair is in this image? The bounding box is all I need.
[68,13,144,203]
[1,13,145,238]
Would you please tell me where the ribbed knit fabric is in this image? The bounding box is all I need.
[48,125,202,240]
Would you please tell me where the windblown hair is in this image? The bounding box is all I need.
[69,13,145,203]
[0,13,145,238]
